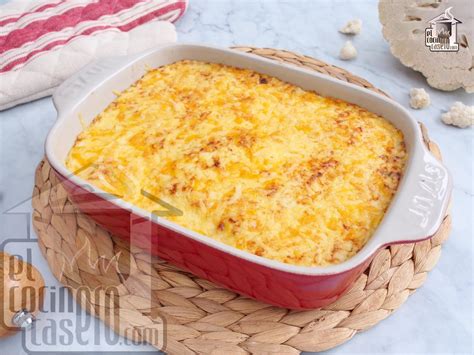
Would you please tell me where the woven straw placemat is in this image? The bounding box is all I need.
[31,47,452,354]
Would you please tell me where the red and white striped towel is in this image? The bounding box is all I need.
[0,0,188,110]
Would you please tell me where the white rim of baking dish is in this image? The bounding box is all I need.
[45,43,452,276]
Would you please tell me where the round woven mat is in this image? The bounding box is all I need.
[32,47,452,354]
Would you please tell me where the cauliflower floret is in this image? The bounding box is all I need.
[409,88,430,109]
[441,102,474,128]
[339,41,357,60]
[339,19,362,35]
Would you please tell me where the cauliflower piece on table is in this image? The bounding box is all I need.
[339,19,362,35]
[441,102,474,128]
[409,88,430,109]
[339,41,357,60]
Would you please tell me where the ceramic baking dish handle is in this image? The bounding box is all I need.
[53,56,133,116]
[379,148,452,245]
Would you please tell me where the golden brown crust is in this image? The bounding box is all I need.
[66,60,407,267]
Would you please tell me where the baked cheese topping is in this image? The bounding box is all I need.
[66,60,407,267]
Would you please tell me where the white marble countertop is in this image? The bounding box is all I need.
[0,1,472,354]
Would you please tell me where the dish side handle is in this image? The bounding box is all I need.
[52,56,132,117]
[379,149,452,245]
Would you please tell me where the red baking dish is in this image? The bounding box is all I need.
[46,44,452,309]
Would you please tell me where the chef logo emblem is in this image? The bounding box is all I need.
[425,7,461,52]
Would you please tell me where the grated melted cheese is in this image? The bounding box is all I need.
[66,60,407,267]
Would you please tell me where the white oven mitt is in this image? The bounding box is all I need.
[0,0,187,111]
